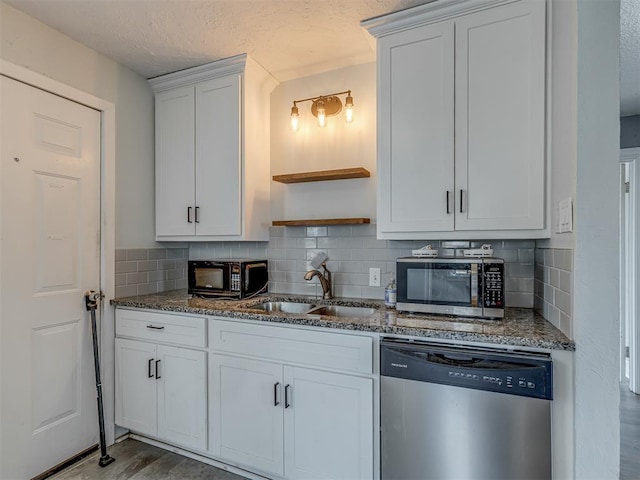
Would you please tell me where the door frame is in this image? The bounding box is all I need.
[0,59,116,456]
[620,147,640,393]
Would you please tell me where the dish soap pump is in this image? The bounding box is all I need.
[385,275,397,308]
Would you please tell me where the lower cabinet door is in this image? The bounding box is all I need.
[156,345,208,451]
[115,338,157,437]
[283,367,374,480]
[210,354,285,476]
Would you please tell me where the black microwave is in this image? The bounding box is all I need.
[396,257,505,319]
[188,259,268,299]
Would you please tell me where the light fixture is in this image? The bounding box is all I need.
[290,90,354,131]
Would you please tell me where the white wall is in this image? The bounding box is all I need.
[270,63,376,223]
[0,1,156,249]
[539,0,578,250]
[574,0,621,476]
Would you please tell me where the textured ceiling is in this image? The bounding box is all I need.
[5,0,640,114]
[4,0,429,81]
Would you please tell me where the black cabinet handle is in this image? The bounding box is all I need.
[446,191,451,214]
[148,358,154,378]
[187,206,193,223]
[155,359,161,379]
[460,190,464,213]
[274,382,280,406]
[146,325,165,330]
[285,384,291,408]
[195,206,200,224]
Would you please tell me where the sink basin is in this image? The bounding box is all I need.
[306,305,377,318]
[252,301,316,314]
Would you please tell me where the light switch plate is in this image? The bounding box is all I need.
[369,268,381,287]
[558,198,573,233]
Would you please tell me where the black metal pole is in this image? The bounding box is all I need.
[85,291,115,468]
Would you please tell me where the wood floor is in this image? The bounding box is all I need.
[621,382,640,480]
[48,439,248,480]
[46,390,640,480]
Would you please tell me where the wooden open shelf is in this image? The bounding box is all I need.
[272,167,370,184]
[272,218,371,227]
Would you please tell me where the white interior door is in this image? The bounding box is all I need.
[1,76,101,479]
[621,148,640,394]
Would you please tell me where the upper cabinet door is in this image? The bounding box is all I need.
[195,75,242,236]
[155,86,196,237]
[378,22,455,234]
[454,1,546,231]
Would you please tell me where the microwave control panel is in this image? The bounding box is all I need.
[483,263,504,308]
[230,264,241,292]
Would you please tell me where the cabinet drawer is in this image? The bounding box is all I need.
[116,309,206,348]
[210,318,373,374]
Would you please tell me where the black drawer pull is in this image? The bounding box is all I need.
[274,382,280,406]
[146,325,165,330]
[187,206,193,223]
[148,358,154,378]
[155,359,161,379]
[285,384,291,408]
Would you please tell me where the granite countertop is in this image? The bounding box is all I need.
[111,289,575,351]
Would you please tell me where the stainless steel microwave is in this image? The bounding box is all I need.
[396,257,505,319]
[188,259,268,299]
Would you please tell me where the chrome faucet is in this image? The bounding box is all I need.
[304,262,333,299]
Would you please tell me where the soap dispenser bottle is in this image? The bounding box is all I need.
[385,274,397,308]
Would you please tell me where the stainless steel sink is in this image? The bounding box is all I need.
[252,301,317,314]
[306,305,377,318]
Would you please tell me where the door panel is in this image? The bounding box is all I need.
[157,345,207,451]
[34,173,80,292]
[454,1,545,230]
[284,367,373,480]
[195,75,242,236]
[155,85,196,237]
[210,354,284,476]
[114,338,157,437]
[378,22,455,233]
[1,76,101,479]
[32,322,80,431]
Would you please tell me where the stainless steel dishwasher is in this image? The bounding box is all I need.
[381,339,553,480]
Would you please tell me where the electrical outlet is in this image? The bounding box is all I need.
[369,268,381,287]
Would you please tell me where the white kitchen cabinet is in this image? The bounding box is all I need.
[283,367,373,480]
[150,54,277,241]
[210,354,284,476]
[365,0,547,239]
[115,313,208,452]
[209,319,374,480]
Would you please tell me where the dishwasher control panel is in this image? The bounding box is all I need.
[381,340,553,400]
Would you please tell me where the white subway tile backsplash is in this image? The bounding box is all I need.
[306,226,328,237]
[126,249,148,261]
[115,261,138,274]
[115,248,188,297]
[137,260,159,272]
[184,225,538,307]
[298,238,317,249]
[534,247,573,338]
[554,249,573,271]
[559,270,572,293]
[328,225,353,237]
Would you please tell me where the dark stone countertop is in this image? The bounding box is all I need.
[111,289,575,351]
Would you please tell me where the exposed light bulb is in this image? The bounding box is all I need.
[290,104,299,132]
[345,94,354,123]
[316,100,326,127]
